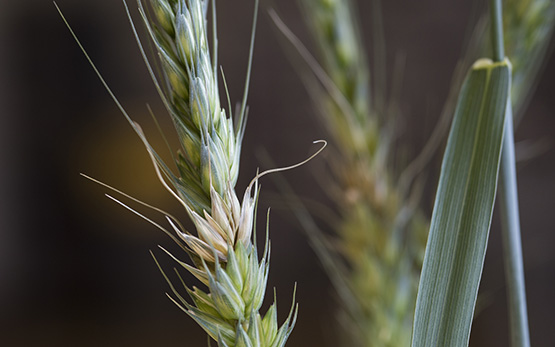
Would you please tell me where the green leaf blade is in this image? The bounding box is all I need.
[412,58,511,347]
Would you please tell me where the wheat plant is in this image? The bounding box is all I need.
[59,0,308,345]
[119,0,305,345]
[273,0,554,346]
[60,0,555,345]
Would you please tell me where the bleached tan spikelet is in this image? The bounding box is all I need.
[139,0,297,345]
[298,0,427,346]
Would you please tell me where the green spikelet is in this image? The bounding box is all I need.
[145,0,242,215]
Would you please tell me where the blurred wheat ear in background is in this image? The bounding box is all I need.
[273,0,429,345]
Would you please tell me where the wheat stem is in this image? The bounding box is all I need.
[490,1,531,346]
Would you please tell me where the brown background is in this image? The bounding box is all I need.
[1,0,554,346]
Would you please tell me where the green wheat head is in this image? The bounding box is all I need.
[137,0,297,345]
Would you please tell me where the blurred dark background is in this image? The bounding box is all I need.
[1,0,554,346]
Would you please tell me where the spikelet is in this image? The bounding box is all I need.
[136,0,297,345]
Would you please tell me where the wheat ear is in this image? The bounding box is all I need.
[134,0,297,345]
[293,0,428,345]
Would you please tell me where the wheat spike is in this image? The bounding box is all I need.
[296,0,428,345]
[131,0,297,344]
